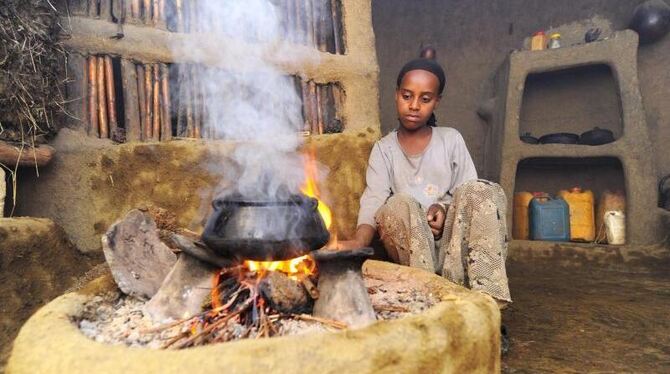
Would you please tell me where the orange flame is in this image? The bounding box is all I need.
[300,146,333,230]
[211,147,333,307]
[243,254,316,281]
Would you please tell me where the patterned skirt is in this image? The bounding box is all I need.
[375,180,511,303]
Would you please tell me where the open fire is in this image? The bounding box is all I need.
[154,149,338,348]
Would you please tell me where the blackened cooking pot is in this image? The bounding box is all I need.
[579,127,615,145]
[201,193,330,261]
[538,132,580,144]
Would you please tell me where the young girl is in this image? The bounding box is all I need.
[340,52,511,307]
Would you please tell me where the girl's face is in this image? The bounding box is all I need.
[395,70,441,131]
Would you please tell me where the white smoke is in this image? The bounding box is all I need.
[170,0,322,200]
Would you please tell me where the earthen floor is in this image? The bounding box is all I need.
[503,258,670,372]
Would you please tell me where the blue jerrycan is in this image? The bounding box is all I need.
[529,195,570,241]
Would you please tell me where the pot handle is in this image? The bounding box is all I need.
[306,196,319,211]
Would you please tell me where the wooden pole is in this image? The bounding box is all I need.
[88,0,97,17]
[176,66,186,137]
[88,56,99,138]
[136,64,147,141]
[295,0,305,45]
[122,59,142,142]
[152,0,160,25]
[192,66,201,139]
[305,0,315,49]
[185,67,194,138]
[308,81,319,134]
[160,64,172,141]
[97,56,109,139]
[153,64,161,140]
[143,0,151,24]
[104,56,118,137]
[144,64,154,139]
[100,0,112,21]
[330,0,342,54]
[0,141,56,168]
[175,0,184,32]
[300,79,311,134]
[130,0,140,19]
[315,84,324,135]
[285,0,295,43]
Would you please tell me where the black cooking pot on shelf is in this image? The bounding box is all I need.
[630,0,670,44]
[579,127,615,145]
[538,132,579,144]
[520,132,539,144]
[201,193,330,261]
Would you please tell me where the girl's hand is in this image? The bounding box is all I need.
[426,204,446,239]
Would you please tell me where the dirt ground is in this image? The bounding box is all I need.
[502,259,670,372]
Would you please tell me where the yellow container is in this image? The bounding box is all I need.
[513,192,535,240]
[595,190,626,243]
[558,187,595,242]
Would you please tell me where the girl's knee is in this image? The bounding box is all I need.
[455,179,506,201]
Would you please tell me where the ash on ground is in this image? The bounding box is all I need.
[365,278,439,319]
[76,278,438,348]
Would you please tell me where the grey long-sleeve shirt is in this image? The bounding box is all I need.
[357,127,478,228]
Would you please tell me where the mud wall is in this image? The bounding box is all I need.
[372,0,670,180]
[14,129,375,253]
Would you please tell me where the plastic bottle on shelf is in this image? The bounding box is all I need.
[529,194,571,242]
[531,31,547,51]
[595,190,626,243]
[548,33,562,49]
[558,187,595,242]
[604,210,625,245]
[513,192,535,239]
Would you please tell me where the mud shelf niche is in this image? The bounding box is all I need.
[484,30,660,245]
[514,157,626,243]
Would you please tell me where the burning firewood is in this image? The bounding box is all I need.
[146,253,217,322]
[259,271,311,314]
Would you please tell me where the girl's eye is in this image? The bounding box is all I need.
[402,94,411,100]
[421,96,432,103]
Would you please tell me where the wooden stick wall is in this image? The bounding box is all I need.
[84,57,344,142]
[75,0,346,142]
[74,0,345,54]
